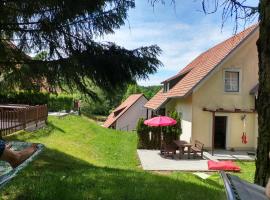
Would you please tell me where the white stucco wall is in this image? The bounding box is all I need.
[161,29,259,150]
[116,96,148,131]
[165,96,192,142]
[192,29,259,150]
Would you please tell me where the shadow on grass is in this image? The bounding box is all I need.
[194,176,224,190]
[5,122,65,141]
[0,148,225,200]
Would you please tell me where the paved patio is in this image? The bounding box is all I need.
[137,150,209,171]
[204,150,255,161]
[137,149,255,171]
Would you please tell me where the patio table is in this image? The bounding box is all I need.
[173,140,192,159]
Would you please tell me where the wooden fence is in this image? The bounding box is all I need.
[0,105,48,138]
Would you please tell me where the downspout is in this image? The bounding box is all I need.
[212,111,215,155]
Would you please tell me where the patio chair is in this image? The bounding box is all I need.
[161,141,177,158]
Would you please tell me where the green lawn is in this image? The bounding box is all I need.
[0,116,254,199]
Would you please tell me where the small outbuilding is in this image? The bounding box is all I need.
[103,94,148,131]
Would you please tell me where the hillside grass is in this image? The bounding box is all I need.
[0,115,254,199]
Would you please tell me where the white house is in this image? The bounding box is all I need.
[145,24,259,151]
[103,94,148,131]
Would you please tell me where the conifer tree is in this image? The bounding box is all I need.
[0,0,162,98]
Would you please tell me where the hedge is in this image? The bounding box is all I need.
[0,92,74,112]
[47,94,74,112]
[137,111,182,149]
[0,92,49,105]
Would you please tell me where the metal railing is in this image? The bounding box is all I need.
[0,105,48,138]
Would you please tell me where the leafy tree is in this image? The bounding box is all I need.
[122,84,142,100]
[81,83,161,116]
[0,0,162,99]
[122,83,162,101]
[140,85,162,99]
[80,85,126,116]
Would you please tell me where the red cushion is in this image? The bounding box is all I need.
[208,160,241,171]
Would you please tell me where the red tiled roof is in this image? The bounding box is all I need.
[167,24,258,97]
[144,89,168,110]
[145,24,258,110]
[103,94,145,128]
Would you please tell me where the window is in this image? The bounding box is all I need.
[224,70,240,92]
[163,83,170,92]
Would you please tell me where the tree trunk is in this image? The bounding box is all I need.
[255,0,270,186]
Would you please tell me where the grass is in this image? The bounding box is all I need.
[234,161,256,183]
[0,115,254,200]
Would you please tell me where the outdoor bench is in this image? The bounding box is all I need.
[191,140,204,158]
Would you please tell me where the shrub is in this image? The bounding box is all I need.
[0,92,49,105]
[136,111,182,149]
[47,94,74,112]
[0,92,74,112]
[136,118,161,149]
[149,127,162,149]
[163,111,182,144]
[137,118,150,149]
[80,99,110,116]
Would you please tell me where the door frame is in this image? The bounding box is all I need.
[214,114,229,149]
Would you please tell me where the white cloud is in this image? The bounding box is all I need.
[97,17,240,86]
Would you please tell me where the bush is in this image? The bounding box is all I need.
[0,92,49,105]
[80,100,110,116]
[0,92,74,112]
[136,111,182,149]
[137,118,150,149]
[47,94,74,112]
[163,111,182,144]
[137,118,161,149]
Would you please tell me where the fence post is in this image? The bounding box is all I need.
[0,111,2,139]
[36,106,39,127]
[23,109,26,130]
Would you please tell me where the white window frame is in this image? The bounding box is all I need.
[223,68,241,94]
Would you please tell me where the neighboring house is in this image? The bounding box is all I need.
[145,24,259,151]
[103,94,148,131]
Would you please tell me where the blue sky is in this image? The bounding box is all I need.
[100,0,258,86]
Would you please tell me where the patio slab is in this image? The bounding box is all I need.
[137,150,209,171]
[204,150,255,161]
[48,112,69,117]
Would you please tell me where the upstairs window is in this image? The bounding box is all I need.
[224,70,240,92]
[163,83,170,93]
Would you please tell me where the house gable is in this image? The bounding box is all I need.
[192,28,259,110]
[167,24,258,98]
[191,28,259,149]
[116,95,148,131]
[103,94,146,128]
[145,24,258,111]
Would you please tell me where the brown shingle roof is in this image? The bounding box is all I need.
[144,89,168,110]
[103,94,145,128]
[145,24,258,110]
